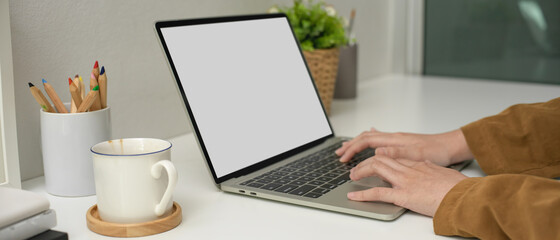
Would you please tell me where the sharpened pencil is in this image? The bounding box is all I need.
[69,78,82,113]
[70,75,79,112]
[28,82,54,112]
[73,74,81,94]
[42,79,68,113]
[79,75,85,99]
[89,72,102,111]
[92,60,100,80]
[77,85,99,113]
[98,66,107,109]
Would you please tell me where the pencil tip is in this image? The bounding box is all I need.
[91,72,96,79]
[100,66,105,75]
[42,78,47,84]
[94,61,98,69]
[79,76,83,82]
[68,78,73,85]
[93,85,99,91]
[28,82,34,87]
[75,74,79,78]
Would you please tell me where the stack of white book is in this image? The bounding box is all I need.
[0,187,59,240]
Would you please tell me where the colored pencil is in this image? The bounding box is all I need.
[79,75,85,99]
[89,72,102,111]
[92,60,100,80]
[42,79,68,113]
[77,85,99,113]
[70,75,79,112]
[28,82,54,112]
[68,78,82,113]
[73,74,81,95]
[98,66,107,109]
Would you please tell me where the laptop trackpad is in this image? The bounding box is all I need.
[317,177,404,219]
[352,177,391,188]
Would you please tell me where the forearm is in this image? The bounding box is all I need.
[461,98,560,177]
[434,174,560,239]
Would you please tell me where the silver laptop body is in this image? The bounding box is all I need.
[155,13,469,221]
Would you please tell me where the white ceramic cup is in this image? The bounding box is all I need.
[91,138,178,224]
[40,104,111,197]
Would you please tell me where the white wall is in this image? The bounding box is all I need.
[9,0,397,180]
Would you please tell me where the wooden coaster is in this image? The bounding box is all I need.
[86,202,182,237]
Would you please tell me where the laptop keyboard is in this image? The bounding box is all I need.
[240,141,375,199]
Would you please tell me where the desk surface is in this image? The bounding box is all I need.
[24,74,560,240]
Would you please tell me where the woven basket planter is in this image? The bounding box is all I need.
[303,48,340,115]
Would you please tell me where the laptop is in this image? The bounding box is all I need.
[155,13,468,221]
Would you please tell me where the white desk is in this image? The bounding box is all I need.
[24,74,560,239]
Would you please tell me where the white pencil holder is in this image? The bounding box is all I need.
[40,103,111,197]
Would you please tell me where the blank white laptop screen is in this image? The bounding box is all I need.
[160,17,332,178]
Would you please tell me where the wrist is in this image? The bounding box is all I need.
[441,129,474,165]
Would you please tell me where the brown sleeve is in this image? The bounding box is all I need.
[461,97,560,177]
[434,174,560,239]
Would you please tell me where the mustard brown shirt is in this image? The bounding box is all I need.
[433,97,560,239]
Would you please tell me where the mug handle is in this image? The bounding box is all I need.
[150,160,178,216]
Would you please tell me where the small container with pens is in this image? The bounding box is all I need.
[334,9,358,99]
[30,61,111,197]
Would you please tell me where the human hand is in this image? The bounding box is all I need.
[335,128,473,166]
[347,155,468,217]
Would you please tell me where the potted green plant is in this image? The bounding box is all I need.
[269,0,348,114]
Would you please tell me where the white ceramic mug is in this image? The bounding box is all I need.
[91,138,178,223]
